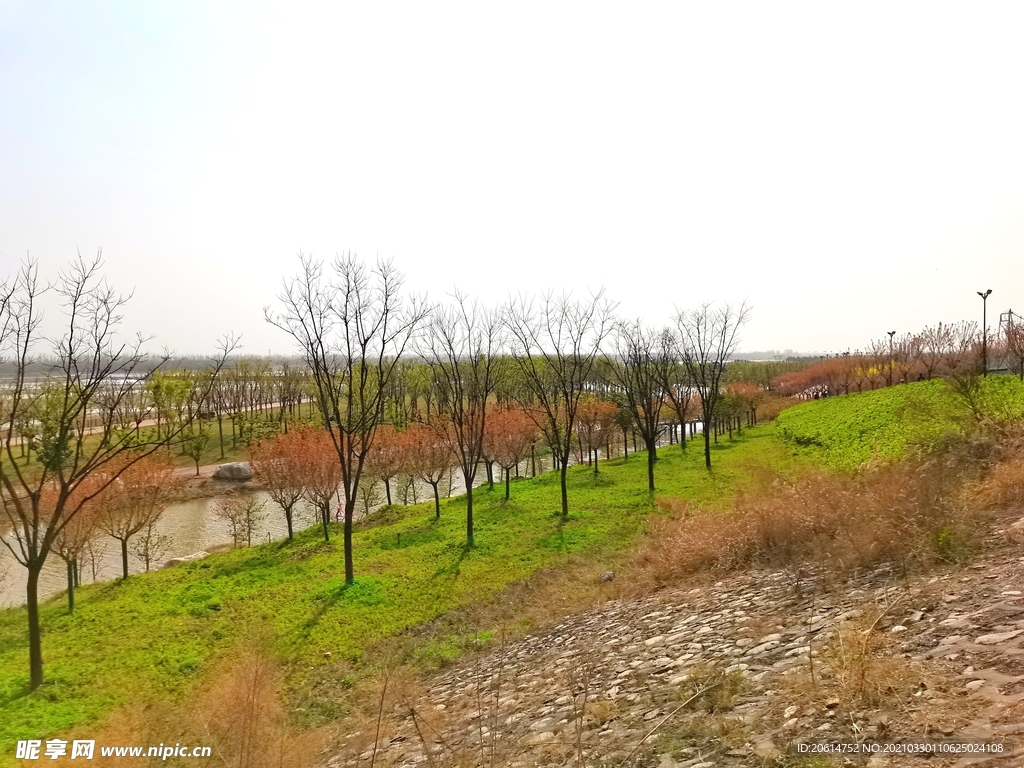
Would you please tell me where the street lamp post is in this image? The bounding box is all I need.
[978,289,992,377]
[887,330,895,386]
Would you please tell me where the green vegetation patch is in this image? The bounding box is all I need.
[0,425,805,756]
[775,377,1024,470]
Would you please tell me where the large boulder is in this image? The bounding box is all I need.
[162,551,210,569]
[213,462,254,481]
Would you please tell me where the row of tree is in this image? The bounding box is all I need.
[0,251,749,690]
[771,319,1024,398]
[267,254,751,589]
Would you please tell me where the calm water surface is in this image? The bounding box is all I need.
[0,430,705,607]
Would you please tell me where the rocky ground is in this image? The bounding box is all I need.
[327,514,1024,767]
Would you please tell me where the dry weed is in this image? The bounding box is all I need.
[88,649,330,768]
[972,455,1024,511]
[640,453,989,579]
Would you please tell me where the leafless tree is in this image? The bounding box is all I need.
[504,291,615,520]
[130,520,174,572]
[659,328,697,453]
[604,320,672,491]
[215,496,268,548]
[1004,316,1024,381]
[674,302,750,469]
[266,253,426,583]
[426,295,504,546]
[0,254,234,689]
[915,325,945,380]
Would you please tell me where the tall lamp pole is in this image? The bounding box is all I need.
[978,289,992,377]
[887,330,895,386]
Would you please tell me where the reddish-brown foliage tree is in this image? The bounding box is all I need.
[290,425,342,543]
[484,408,540,500]
[50,478,105,612]
[402,421,455,519]
[250,430,308,540]
[724,382,766,426]
[97,453,177,579]
[574,395,620,474]
[365,425,404,506]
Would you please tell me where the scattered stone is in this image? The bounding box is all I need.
[599,571,616,583]
[974,629,1023,645]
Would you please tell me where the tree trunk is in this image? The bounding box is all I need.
[120,538,129,579]
[384,478,392,506]
[27,566,44,689]
[432,482,441,520]
[321,503,330,544]
[559,457,569,521]
[505,468,511,500]
[66,560,75,613]
[646,439,657,491]
[217,416,225,459]
[530,445,536,477]
[285,508,294,540]
[344,497,356,584]
[593,447,599,475]
[703,421,712,469]
[485,460,494,489]
[464,468,475,547]
[622,428,628,458]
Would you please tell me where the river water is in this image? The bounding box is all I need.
[0,429,706,607]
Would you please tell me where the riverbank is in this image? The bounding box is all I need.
[0,425,805,760]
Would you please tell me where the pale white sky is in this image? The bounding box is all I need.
[1,2,1022,356]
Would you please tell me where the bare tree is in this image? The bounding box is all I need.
[1004,316,1024,381]
[215,496,267,548]
[674,302,750,469]
[267,253,426,583]
[604,320,672,491]
[425,295,503,547]
[505,291,615,520]
[0,254,234,689]
[659,328,697,453]
[131,520,173,572]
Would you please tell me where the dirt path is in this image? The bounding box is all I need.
[327,513,1024,767]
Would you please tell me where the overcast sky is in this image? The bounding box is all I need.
[1,2,1022,357]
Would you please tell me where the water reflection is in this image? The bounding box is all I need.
[0,427,705,607]
[0,492,319,607]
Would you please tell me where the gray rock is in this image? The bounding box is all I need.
[213,462,254,481]
[162,551,210,568]
[975,629,1023,645]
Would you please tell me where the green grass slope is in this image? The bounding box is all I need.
[0,425,805,757]
[775,376,1024,470]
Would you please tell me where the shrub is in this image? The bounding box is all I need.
[639,446,992,578]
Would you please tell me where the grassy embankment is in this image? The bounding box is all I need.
[641,376,1024,582]
[775,376,1024,470]
[0,424,809,758]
